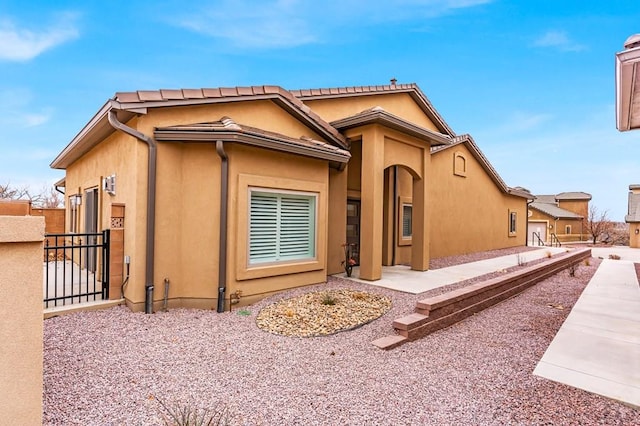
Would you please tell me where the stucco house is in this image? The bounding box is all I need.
[528,192,591,244]
[615,34,640,131]
[626,185,640,248]
[616,35,640,247]
[51,83,532,313]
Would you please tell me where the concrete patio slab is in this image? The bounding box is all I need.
[338,247,568,294]
[534,258,640,408]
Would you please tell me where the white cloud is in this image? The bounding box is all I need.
[0,89,53,128]
[532,30,586,52]
[0,13,79,61]
[174,0,494,49]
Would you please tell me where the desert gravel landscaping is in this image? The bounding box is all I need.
[43,249,640,425]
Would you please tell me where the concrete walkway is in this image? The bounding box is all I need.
[534,248,640,408]
[340,247,567,294]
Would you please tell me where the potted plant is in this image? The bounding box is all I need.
[341,243,357,277]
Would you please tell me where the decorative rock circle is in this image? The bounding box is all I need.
[256,289,392,337]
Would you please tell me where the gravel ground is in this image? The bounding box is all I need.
[43,252,640,425]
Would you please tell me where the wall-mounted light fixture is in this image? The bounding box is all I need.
[635,228,639,235]
[71,194,82,206]
[103,174,116,196]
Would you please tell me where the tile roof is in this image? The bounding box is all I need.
[530,202,583,219]
[626,191,640,223]
[555,191,592,201]
[534,194,557,204]
[290,83,455,137]
[154,117,350,164]
[330,106,451,146]
[113,85,347,149]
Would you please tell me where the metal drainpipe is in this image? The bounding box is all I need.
[526,199,533,246]
[107,110,157,314]
[215,141,228,313]
[392,166,398,265]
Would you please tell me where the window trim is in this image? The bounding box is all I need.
[248,188,317,265]
[397,196,412,246]
[508,210,517,236]
[236,174,326,281]
[565,225,571,235]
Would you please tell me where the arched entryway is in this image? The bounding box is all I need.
[344,125,431,281]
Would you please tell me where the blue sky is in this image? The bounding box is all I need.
[1,0,639,220]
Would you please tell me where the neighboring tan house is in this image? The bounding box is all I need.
[528,192,591,244]
[616,35,640,246]
[626,185,640,248]
[51,83,532,313]
[615,34,640,131]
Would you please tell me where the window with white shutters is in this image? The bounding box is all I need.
[249,190,316,264]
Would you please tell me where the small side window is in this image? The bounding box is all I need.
[509,211,517,236]
[402,204,412,238]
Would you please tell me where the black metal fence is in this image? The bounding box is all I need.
[44,230,110,308]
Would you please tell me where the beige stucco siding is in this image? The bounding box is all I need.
[303,93,440,132]
[429,144,526,258]
[226,143,329,302]
[557,200,588,217]
[63,125,144,304]
[137,101,326,143]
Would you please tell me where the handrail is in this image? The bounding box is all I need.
[550,233,561,247]
[532,232,545,246]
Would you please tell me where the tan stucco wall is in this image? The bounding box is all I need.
[429,144,527,258]
[226,143,329,302]
[65,100,336,311]
[0,216,44,425]
[630,223,640,248]
[0,200,31,215]
[64,124,143,305]
[558,199,589,218]
[303,93,441,132]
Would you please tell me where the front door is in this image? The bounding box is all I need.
[346,199,360,265]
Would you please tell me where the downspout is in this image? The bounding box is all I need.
[392,166,398,265]
[526,199,533,246]
[107,110,157,314]
[215,141,228,313]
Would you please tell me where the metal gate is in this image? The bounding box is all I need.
[43,230,110,308]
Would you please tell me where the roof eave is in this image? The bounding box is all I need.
[508,188,534,200]
[331,110,451,146]
[154,129,350,164]
[615,46,640,131]
[117,91,348,150]
[293,84,455,137]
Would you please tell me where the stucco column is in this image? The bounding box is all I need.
[411,147,430,271]
[327,167,348,275]
[0,216,44,425]
[360,126,384,280]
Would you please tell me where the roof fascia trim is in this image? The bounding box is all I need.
[331,109,450,146]
[616,47,640,131]
[50,100,116,169]
[295,85,455,137]
[154,128,350,164]
[117,93,348,150]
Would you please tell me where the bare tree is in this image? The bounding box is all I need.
[584,205,613,245]
[0,182,30,200]
[0,181,64,208]
[34,185,64,208]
